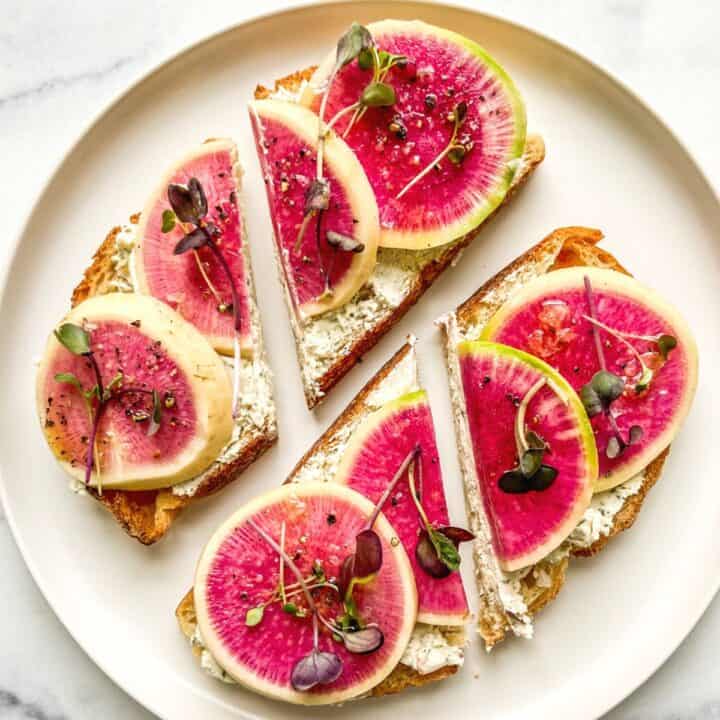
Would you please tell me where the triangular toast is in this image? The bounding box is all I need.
[67,148,277,544]
[438,226,669,648]
[254,68,545,409]
[177,339,467,697]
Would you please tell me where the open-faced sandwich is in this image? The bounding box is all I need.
[36,139,277,544]
[177,339,473,703]
[251,19,544,409]
[438,226,698,648]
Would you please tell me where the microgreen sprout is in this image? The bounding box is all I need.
[498,378,561,494]
[53,323,166,492]
[407,457,473,578]
[396,101,471,200]
[581,276,646,459]
[166,177,243,419]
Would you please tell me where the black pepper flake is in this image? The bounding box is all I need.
[482,375,491,385]
[326,513,336,525]
[424,93,437,110]
[130,320,141,328]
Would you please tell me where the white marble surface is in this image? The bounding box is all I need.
[1,1,718,718]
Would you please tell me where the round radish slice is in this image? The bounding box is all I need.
[36,293,233,491]
[301,19,526,250]
[458,341,597,571]
[250,99,379,318]
[194,482,417,705]
[482,267,698,491]
[134,139,252,356]
[335,390,469,625]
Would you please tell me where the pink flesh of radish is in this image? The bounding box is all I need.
[138,147,252,351]
[460,348,591,566]
[313,29,519,236]
[41,321,197,475]
[251,115,358,310]
[489,286,692,484]
[202,492,410,697]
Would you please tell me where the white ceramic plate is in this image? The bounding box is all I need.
[2,3,719,719]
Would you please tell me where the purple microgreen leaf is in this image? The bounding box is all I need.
[161,209,176,233]
[167,184,198,223]
[440,526,475,544]
[187,177,208,219]
[629,424,644,445]
[326,231,365,253]
[304,178,330,214]
[341,626,384,655]
[352,529,382,580]
[657,334,677,360]
[148,389,162,437]
[54,323,90,355]
[291,649,343,692]
[173,227,207,255]
[245,606,264,626]
[498,469,531,494]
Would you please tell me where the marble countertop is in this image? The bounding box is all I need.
[1,1,718,718]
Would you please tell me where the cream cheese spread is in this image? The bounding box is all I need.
[399,624,464,675]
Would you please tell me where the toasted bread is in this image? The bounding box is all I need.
[177,340,467,698]
[68,159,278,545]
[254,68,545,409]
[439,227,669,648]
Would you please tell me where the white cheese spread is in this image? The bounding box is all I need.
[399,624,464,675]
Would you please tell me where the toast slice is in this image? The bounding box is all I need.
[68,150,277,544]
[438,227,669,648]
[254,68,545,409]
[177,340,466,698]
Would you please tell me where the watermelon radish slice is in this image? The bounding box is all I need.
[482,267,698,491]
[134,139,252,356]
[36,293,233,491]
[249,99,379,318]
[335,390,469,625]
[194,482,417,705]
[458,341,597,571]
[301,19,526,250]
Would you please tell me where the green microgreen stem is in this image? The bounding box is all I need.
[584,275,607,371]
[514,378,546,456]
[396,100,468,200]
[367,444,421,529]
[582,314,653,389]
[192,248,224,306]
[407,456,430,530]
[279,522,287,604]
[247,518,317,613]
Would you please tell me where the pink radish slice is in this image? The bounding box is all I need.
[134,139,252,356]
[194,482,417,705]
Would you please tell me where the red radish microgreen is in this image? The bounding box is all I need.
[53,323,166,492]
[407,458,473,577]
[246,513,387,692]
[581,276,645,459]
[396,101,471,200]
[166,177,244,419]
[499,378,561,494]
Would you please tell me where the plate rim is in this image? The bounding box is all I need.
[2,2,718,719]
